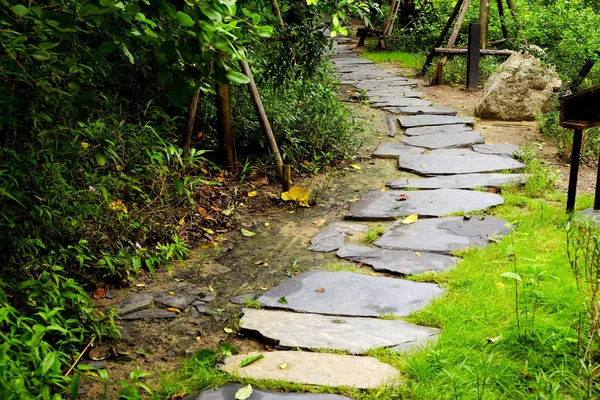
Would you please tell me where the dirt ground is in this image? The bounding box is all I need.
[82,56,598,398]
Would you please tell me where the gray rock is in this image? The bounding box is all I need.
[114,293,154,316]
[373,143,425,159]
[332,58,375,66]
[472,144,520,156]
[371,98,432,108]
[399,151,525,175]
[222,351,400,389]
[387,173,527,189]
[399,115,475,128]
[397,106,458,116]
[336,245,458,275]
[402,131,485,149]
[241,308,439,354]
[375,216,511,254]
[200,291,217,302]
[345,189,504,220]
[580,208,600,224]
[326,221,370,234]
[307,229,346,252]
[119,308,178,320]
[80,360,107,369]
[105,289,116,299]
[153,293,196,310]
[257,270,443,317]
[195,303,209,314]
[184,384,354,400]
[404,125,473,136]
[230,293,259,305]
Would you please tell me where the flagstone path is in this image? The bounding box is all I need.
[145,38,526,398]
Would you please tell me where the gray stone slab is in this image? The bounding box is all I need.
[375,216,511,254]
[114,293,154,316]
[336,245,458,275]
[119,308,178,320]
[185,384,354,400]
[345,189,503,220]
[153,293,196,310]
[399,151,525,175]
[404,124,473,136]
[387,173,527,189]
[307,229,345,252]
[472,144,520,156]
[230,293,259,305]
[332,58,375,65]
[257,270,443,317]
[222,351,400,389]
[397,106,458,116]
[241,308,439,354]
[373,92,423,100]
[402,131,485,149]
[581,208,600,224]
[371,98,432,108]
[399,115,475,128]
[356,80,418,90]
[373,143,425,159]
[327,221,370,234]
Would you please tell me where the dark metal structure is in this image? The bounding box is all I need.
[560,84,600,212]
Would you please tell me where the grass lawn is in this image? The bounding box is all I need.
[361,51,425,69]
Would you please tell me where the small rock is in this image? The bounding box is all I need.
[200,291,217,302]
[105,289,116,299]
[230,293,259,305]
[120,308,178,320]
[114,293,154,316]
[153,293,196,310]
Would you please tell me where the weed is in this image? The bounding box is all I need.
[364,227,385,244]
[361,51,425,69]
[243,298,262,309]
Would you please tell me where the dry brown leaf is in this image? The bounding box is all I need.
[198,207,208,218]
[355,261,364,268]
[316,288,325,293]
[313,219,326,226]
[93,287,106,299]
[396,194,409,201]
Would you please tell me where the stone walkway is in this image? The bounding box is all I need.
[178,39,526,399]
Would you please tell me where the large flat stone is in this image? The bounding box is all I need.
[184,384,353,400]
[404,125,473,136]
[472,143,520,156]
[115,293,154,316]
[153,293,197,310]
[399,151,525,175]
[257,271,443,317]
[332,58,375,66]
[397,106,458,116]
[387,174,527,189]
[373,143,425,159]
[222,351,400,389]
[336,245,458,275]
[399,115,475,128]
[375,216,511,254]
[241,308,439,354]
[402,131,484,149]
[370,98,432,108]
[345,189,503,220]
[307,229,345,252]
[119,308,178,320]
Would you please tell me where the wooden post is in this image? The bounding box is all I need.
[215,79,237,171]
[239,59,284,177]
[379,0,400,50]
[504,0,528,46]
[420,0,465,75]
[567,129,583,212]
[479,0,489,49]
[433,0,471,85]
[182,88,201,159]
[496,0,509,40]
[467,23,481,90]
[282,164,291,192]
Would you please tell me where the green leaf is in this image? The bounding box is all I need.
[94,148,107,166]
[99,42,118,54]
[32,51,50,61]
[239,354,264,367]
[39,42,59,50]
[200,5,221,21]
[176,11,195,27]
[99,0,115,6]
[278,296,288,304]
[235,384,253,400]
[41,352,56,374]
[226,71,250,85]
[256,25,273,38]
[121,44,134,64]
[218,342,239,357]
[11,5,28,17]
[500,272,522,281]
[240,228,256,236]
[70,372,81,400]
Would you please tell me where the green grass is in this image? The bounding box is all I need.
[361,51,425,69]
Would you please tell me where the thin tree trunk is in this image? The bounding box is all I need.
[379,0,399,49]
[215,80,237,171]
[182,88,201,159]
[433,0,471,84]
[496,0,509,40]
[269,0,284,29]
[479,0,489,49]
[505,0,528,46]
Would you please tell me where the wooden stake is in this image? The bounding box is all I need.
[239,60,284,177]
[215,79,237,171]
[479,0,490,49]
[504,0,528,45]
[282,164,291,192]
[433,0,471,85]
[379,0,399,50]
[496,0,509,40]
[182,88,201,159]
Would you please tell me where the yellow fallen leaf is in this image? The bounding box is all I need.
[381,186,386,192]
[264,222,271,227]
[209,285,214,292]
[81,142,90,149]
[260,287,269,290]
[298,201,310,207]
[195,336,202,341]
[313,219,326,226]
[415,252,421,256]
[116,165,124,171]
[369,272,378,276]
[168,291,175,295]
[203,228,214,234]
[349,164,361,170]
[224,327,233,333]
[279,362,288,369]
[241,228,256,237]
[281,186,310,204]
[247,191,258,197]
[135,283,145,287]
[168,307,181,314]
[402,214,418,224]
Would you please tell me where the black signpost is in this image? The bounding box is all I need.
[560,84,600,213]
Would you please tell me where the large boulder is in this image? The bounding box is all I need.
[475,51,561,121]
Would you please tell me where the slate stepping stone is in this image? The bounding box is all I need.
[472,144,520,156]
[397,106,458,116]
[399,151,525,176]
[356,80,418,90]
[372,92,423,100]
[114,293,154,316]
[373,143,425,159]
[256,270,443,317]
[399,115,475,128]
[240,308,439,354]
[230,293,259,305]
[153,293,196,310]
[371,98,432,108]
[375,216,511,254]
[581,208,600,224]
[183,384,353,400]
[221,351,399,389]
[307,221,369,252]
[404,124,473,136]
[332,58,374,65]
[345,189,503,220]
[402,131,485,149]
[336,245,458,275]
[387,173,526,190]
[119,308,178,320]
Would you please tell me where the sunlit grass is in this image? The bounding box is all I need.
[361,51,425,69]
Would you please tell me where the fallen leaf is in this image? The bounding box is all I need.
[402,214,418,224]
[281,186,311,206]
[135,283,145,287]
[247,191,258,197]
[240,354,264,368]
[416,252,421,256]
[316,287,325,293]
[279,362,288,369]
[209,285,215,292]
[464,215,472,220]
[349,164,361,170]
[313,219,326,226]
[369,272,378,276]
[355,261,364,268]
[381,186,386,191]
[224,327,233,333]
[167,307,181,314]
[241,228,256,237]
[487,335,503,344]
[262,262,269,267]
[168,291,175,295]
[396,194,409,201]
[255,260,263,265]
[171,393,186,400]
[488,187,499,194]
[264,222,271,227]
[260,287,269,290]
[235,384,253,400]
[195,336,201,341]
[203,228,214,234]
[278,296,288,305]
[93,287,106,299]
